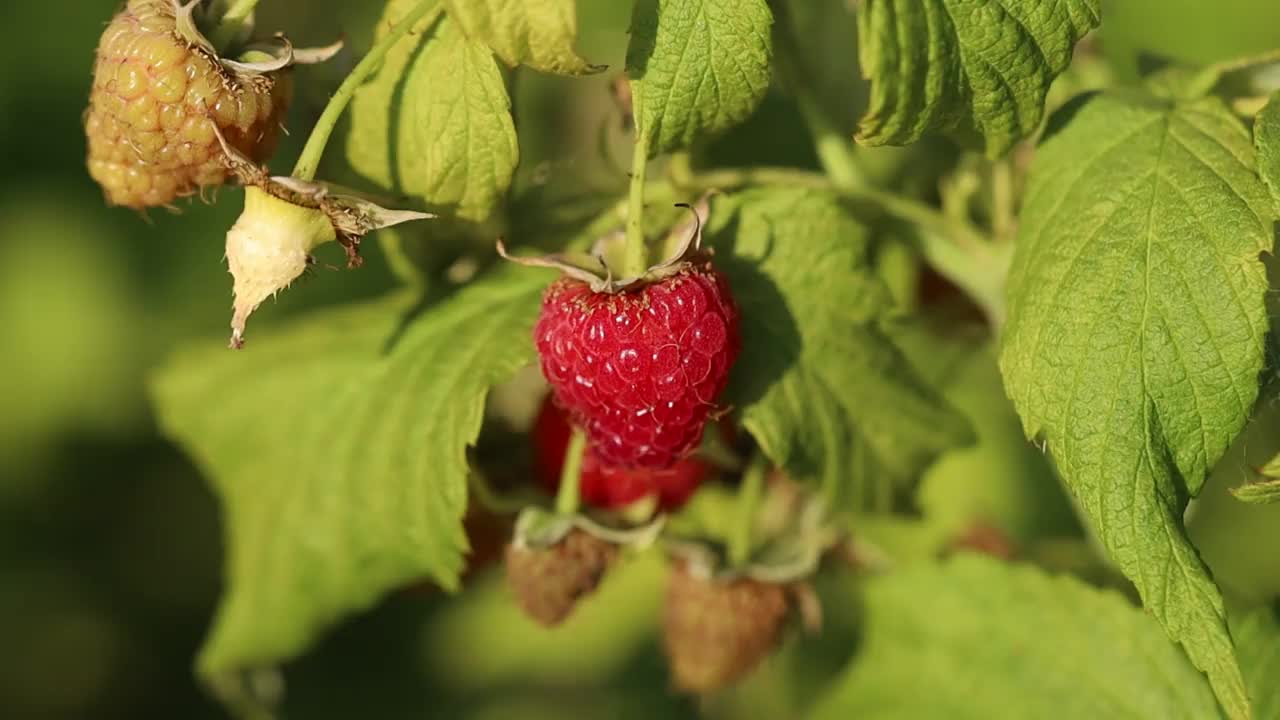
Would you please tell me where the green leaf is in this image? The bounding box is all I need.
[1000,93,1273,719]
[712,188,971,512]
[1234,606,1280,718]
[1255,91,1280,216]
[151,266,546,681]
[625,0,773,156]
[811,556,1220,720]
[346,3,518,221]
[855,0,1101,156]
[442,0,601,75]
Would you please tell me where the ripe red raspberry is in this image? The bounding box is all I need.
[532,395,708,510]
[535,259,740,469]
[85,0,291,208]
[663,563,791,692]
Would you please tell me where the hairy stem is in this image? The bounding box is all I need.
[467,470,533,515]
[769,0,867,192]
[991,158,1015,241]
[622,131,651,278]
[915,226,1011,329]
[794,89,867,192]
[676,165,1008,326]
[681,166,988,248]
[554,428,587,516]
[292,0,443,181]
[784,70,1010,325]
[729,452,769,568]
[209,0,261,52]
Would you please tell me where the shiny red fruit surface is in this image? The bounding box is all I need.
[533,395,709,511]
[534,263,740,469]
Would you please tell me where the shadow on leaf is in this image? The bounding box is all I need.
[711,212,802,412]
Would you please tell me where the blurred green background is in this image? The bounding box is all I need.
[3,1,1280,718]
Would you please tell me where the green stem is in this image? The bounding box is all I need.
[678,165,1006,327]
[794,89,866,192]
[209,0,261,52]
[622,131,650,278]
[554,428,587,516]
[874,239,919,311]
[769,0,866,193]
[291,0,443,181]
[729,453,769,568]
[467,470,535,515]
[783,48,1010,326]
[683,166,988,249]
[990,159,1015,241]
[940,167,981,227]
[915,227,1011,329]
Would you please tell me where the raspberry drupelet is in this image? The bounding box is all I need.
[535,259,741,469]
[85,0,291,208]
[532,394,710,510]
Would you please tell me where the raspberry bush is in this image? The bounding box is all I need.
[61,0,1279,716]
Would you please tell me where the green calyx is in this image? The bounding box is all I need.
[498,195,713,293]
[665,482,843,585]
[173,0,343,76]
[513,506,667,552]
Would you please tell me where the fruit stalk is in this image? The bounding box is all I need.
[292,0,443,181]
[554,428,587,516]
[673,163,1008,326]
[793,88,866,193]
[769,0,867,192]
[990,158,1015,240]
[728,452,768,568]
[622,122,650,278]
[209,0,261,51]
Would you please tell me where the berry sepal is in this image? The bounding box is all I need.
[512,506,666,552]
[666,489,842,585]
[498,196,712,293]
[176,0,344,72]
[215,131,432,347]
[660,484,834,693]
[506,506,664,626]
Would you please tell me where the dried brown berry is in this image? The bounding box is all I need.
[504,529,618,627]
[662,563,790,693]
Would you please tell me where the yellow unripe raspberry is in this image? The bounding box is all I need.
[84,0,291,209]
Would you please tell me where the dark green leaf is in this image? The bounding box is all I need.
[442,0,602,75]
[811,556,1221,720]
[625,0,773,156]
[713,188,971,512]
[855,0,1101,156]
[1254,91,1280,216]
[151,266,546,680]
[346,3,517,221]
[1001,93,1273,718]
[1234,606,1280,718]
